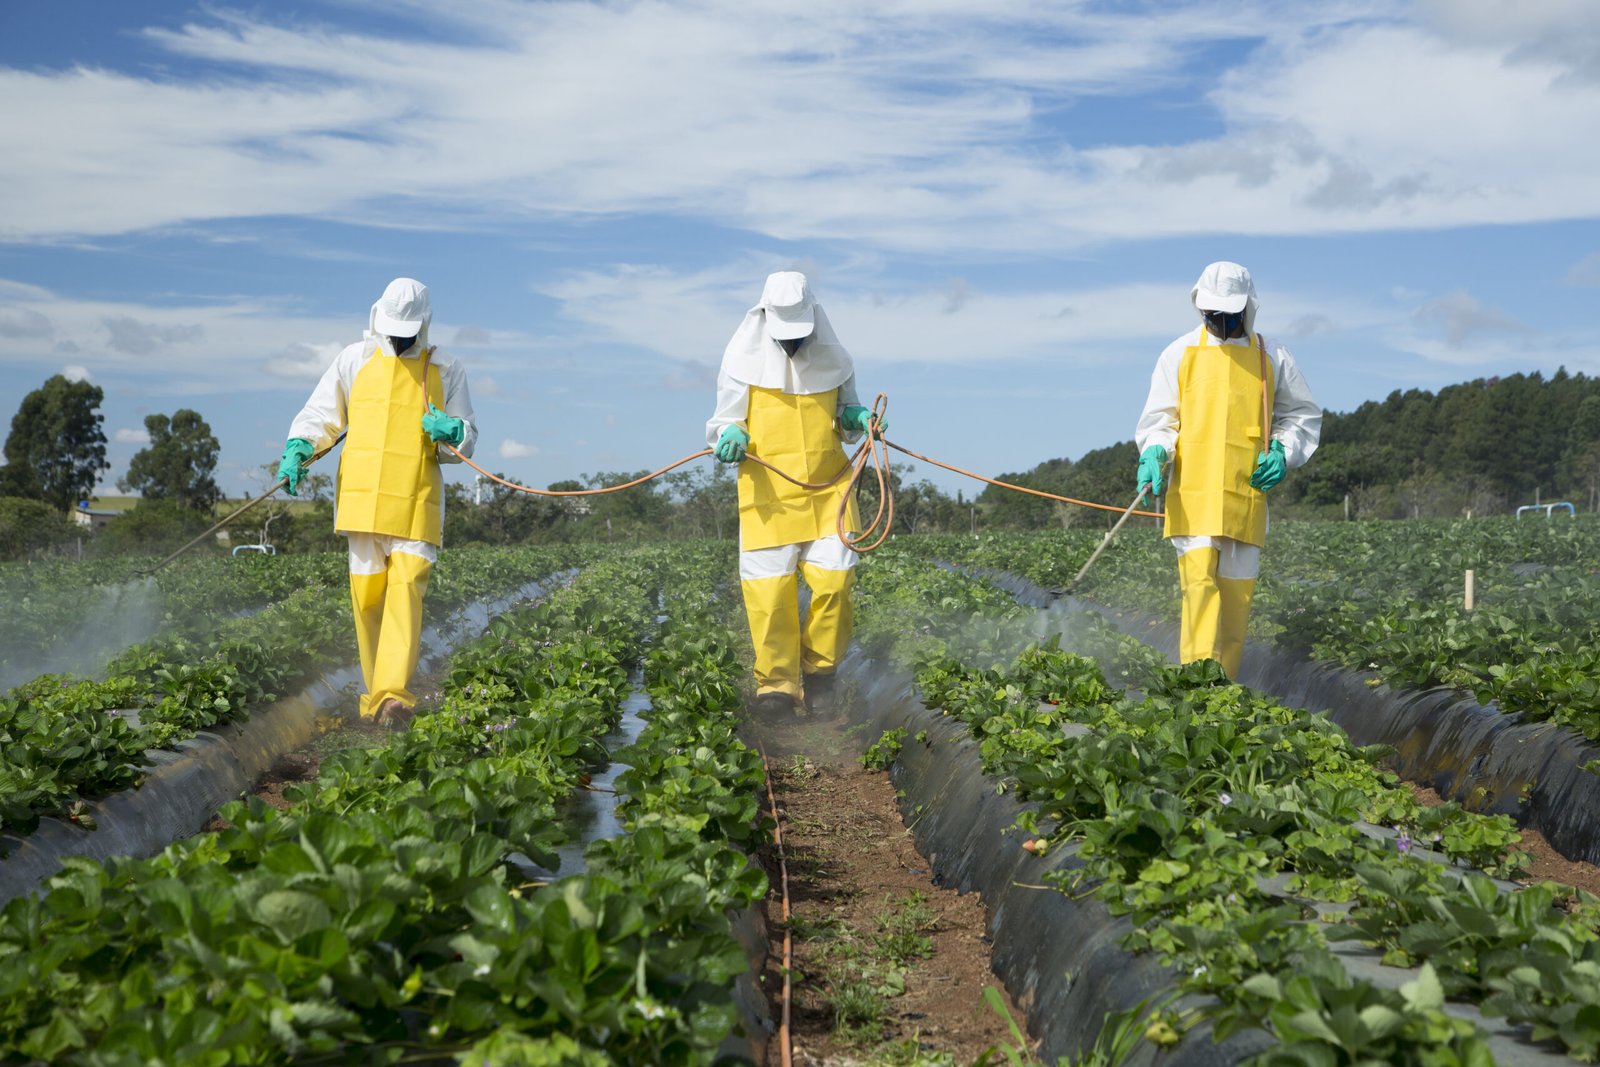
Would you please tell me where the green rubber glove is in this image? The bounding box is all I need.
[277,438,314,496]
[1250,439,1287,492]
[841,405,887,437]
[1136,444,1168,498]
[714,424,749,463]
[422,404,465,446]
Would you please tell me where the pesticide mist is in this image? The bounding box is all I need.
[0,577,164,692]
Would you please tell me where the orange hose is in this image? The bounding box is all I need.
[411,357,1161,548]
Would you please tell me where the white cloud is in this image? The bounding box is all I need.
[115,427,151,444]
[264,342,343,382]
[103,316,205,355]
[540,257,1347,368]
[0,305,53,338]
[1566,252,1600,288]
[499,438,538,458]
[0,278,355,391]
[2,3,1596,250]
[62,364,91,382]
[1413,290,1532,348]
[473,374,502,397]
[453,325,493,345]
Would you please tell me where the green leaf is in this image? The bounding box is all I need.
[254,889,332,944]
[1401,963,1445,1012]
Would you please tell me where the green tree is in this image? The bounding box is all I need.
[443,478,567,545]
[977,456,1074,529]
[0,497,76,560]
[3,375,110,513]
[119,409,222,513]
[91,499,213,558]
[1058,442,1141,528]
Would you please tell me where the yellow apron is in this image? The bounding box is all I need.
[1164,330,1274,548]
[337,349,445,545]
[737,385,860,551]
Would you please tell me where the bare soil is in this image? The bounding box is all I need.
[1408,783,1600,897]
[746,712,1030,1067]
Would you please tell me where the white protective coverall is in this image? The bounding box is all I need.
[706,272,866,708]
[1135,262,1320,678]
[288,278,477,718]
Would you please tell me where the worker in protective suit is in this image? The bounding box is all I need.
[707,272,884,716]
[278,278,477,729]
[1135,262,1320,679]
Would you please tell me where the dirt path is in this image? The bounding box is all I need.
[747,714,1032,1067]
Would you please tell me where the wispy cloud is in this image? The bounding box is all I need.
[1566,252,1600,288]
[1413,290,1532,348]
[499,438,538,459]
[538,256,1342,368]
[1,279,357,390]
[2,2,1596,251]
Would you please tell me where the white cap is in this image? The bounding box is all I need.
[372,277,430,337]
[1190,261,1255,314]
[760,271,816,341]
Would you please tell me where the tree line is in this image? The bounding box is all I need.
[970,368,1600,526]
[5,367,1595,561]
[0,375,226,560]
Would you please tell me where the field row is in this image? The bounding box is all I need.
[899,516,1600,743]
[0,544,771,1065]
[0,545,600,843]
[852,548,1597,1064]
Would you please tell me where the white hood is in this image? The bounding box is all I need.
[718,273,853,394]
[366,277,432,355]
[1190,261,1259,336]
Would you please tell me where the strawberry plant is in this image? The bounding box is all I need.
[850,549,1577,1063]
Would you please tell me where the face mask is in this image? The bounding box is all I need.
[388,334,418,355]
[778,337,806,358]
[1202,310,1244,339]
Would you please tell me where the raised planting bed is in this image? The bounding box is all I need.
[842,549,1599,1064]
[977,563,1600,868]
[0,545,595,853]
[0,545,772,1066]
[0,569,573,906]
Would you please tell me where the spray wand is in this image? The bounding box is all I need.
[135,435,344,578]
[1061,459,1170,595]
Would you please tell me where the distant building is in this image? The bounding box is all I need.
[71,502,119,532]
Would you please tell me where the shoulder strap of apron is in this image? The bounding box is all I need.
[1257,333,1269,453]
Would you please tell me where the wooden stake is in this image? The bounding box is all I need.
[1465,569,1475,611]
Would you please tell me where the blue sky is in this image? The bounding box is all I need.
[2,0,1598,504]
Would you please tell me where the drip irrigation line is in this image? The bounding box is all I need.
[759,745,794,1067]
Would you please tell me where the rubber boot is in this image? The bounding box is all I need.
[350,569,388,719]
[798,561,855,676]
[1177,547,1223,669]
[368,550,432,714]
[741,572,803,700]
[1215,575,1256,680]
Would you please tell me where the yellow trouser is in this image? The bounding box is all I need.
[1176,547,1255,679]
[350,551,432,717]
[741,562,855,698]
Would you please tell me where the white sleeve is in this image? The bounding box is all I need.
[706,370,749,448]
[1135,338,1184,455]
[835,373,863,444]
[437,354,477,462]
[287,344,360,450]
[1268,339,1321,468]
